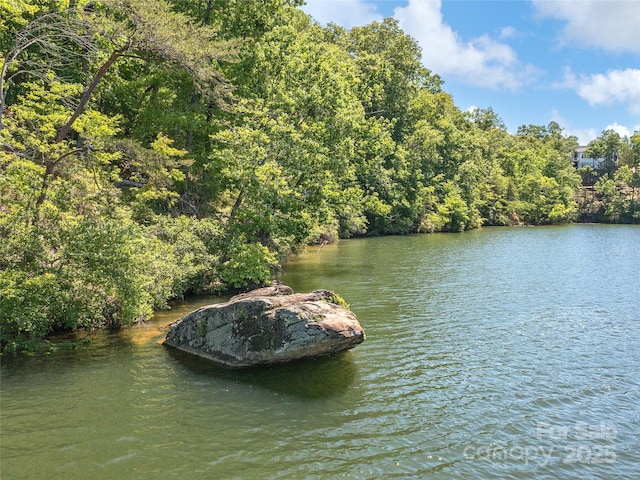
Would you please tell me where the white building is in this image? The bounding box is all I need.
[573,146,614,169]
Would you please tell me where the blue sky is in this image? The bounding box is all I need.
[300,0,640,145]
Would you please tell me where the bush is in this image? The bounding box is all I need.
[219,241,279,289]
[151,215,222,298]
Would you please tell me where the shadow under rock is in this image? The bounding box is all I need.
[165,347,359,399]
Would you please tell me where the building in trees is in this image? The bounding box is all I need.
[573,146,617,169]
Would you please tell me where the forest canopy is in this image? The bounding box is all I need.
[1,0,639,351]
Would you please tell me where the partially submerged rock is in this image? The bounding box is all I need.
[163,285,365,367]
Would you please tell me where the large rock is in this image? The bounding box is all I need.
[163,285,365,367]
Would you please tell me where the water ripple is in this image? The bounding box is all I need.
[2,226,639,479]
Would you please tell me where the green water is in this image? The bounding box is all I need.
[2,225,639,479]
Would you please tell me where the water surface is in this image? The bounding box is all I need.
[2,225,639,479]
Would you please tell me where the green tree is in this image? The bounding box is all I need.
[466,106,506,132]
[0,0,236,350]
[586,129,621,176]
[203,16,372,284]
[336,18,441,142]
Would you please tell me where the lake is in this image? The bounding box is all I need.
[1,224,639,479]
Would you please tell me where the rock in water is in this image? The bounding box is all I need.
[163,285,365,367]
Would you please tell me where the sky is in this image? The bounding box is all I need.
[300,0,640,145]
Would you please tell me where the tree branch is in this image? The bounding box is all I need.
[55,41,130,143]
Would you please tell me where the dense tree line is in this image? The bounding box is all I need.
[1,0,637,351]
[577,129,640,222]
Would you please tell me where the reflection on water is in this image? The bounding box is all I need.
[2,225,640,479]
[166,347,358,399]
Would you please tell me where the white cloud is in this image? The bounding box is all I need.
[393,0,541,91]
[572,128,599,146]
[301,0,539,91]
[301,0,382,29]
[562,68,640,115]
[604,122,640,138]
[532,0,640,53]
[550,111,640,144]
[499,26,518,40]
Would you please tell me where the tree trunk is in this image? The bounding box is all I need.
[203,0,214,25]
[228,188,245,226]
[55,42,129,143]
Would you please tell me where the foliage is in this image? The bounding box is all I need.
[577,130,640,222]
[586,129,622,176]
[0,1,630,351]
[592,167,640,223]
[219,241,279,289]
[327,294,349,309]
